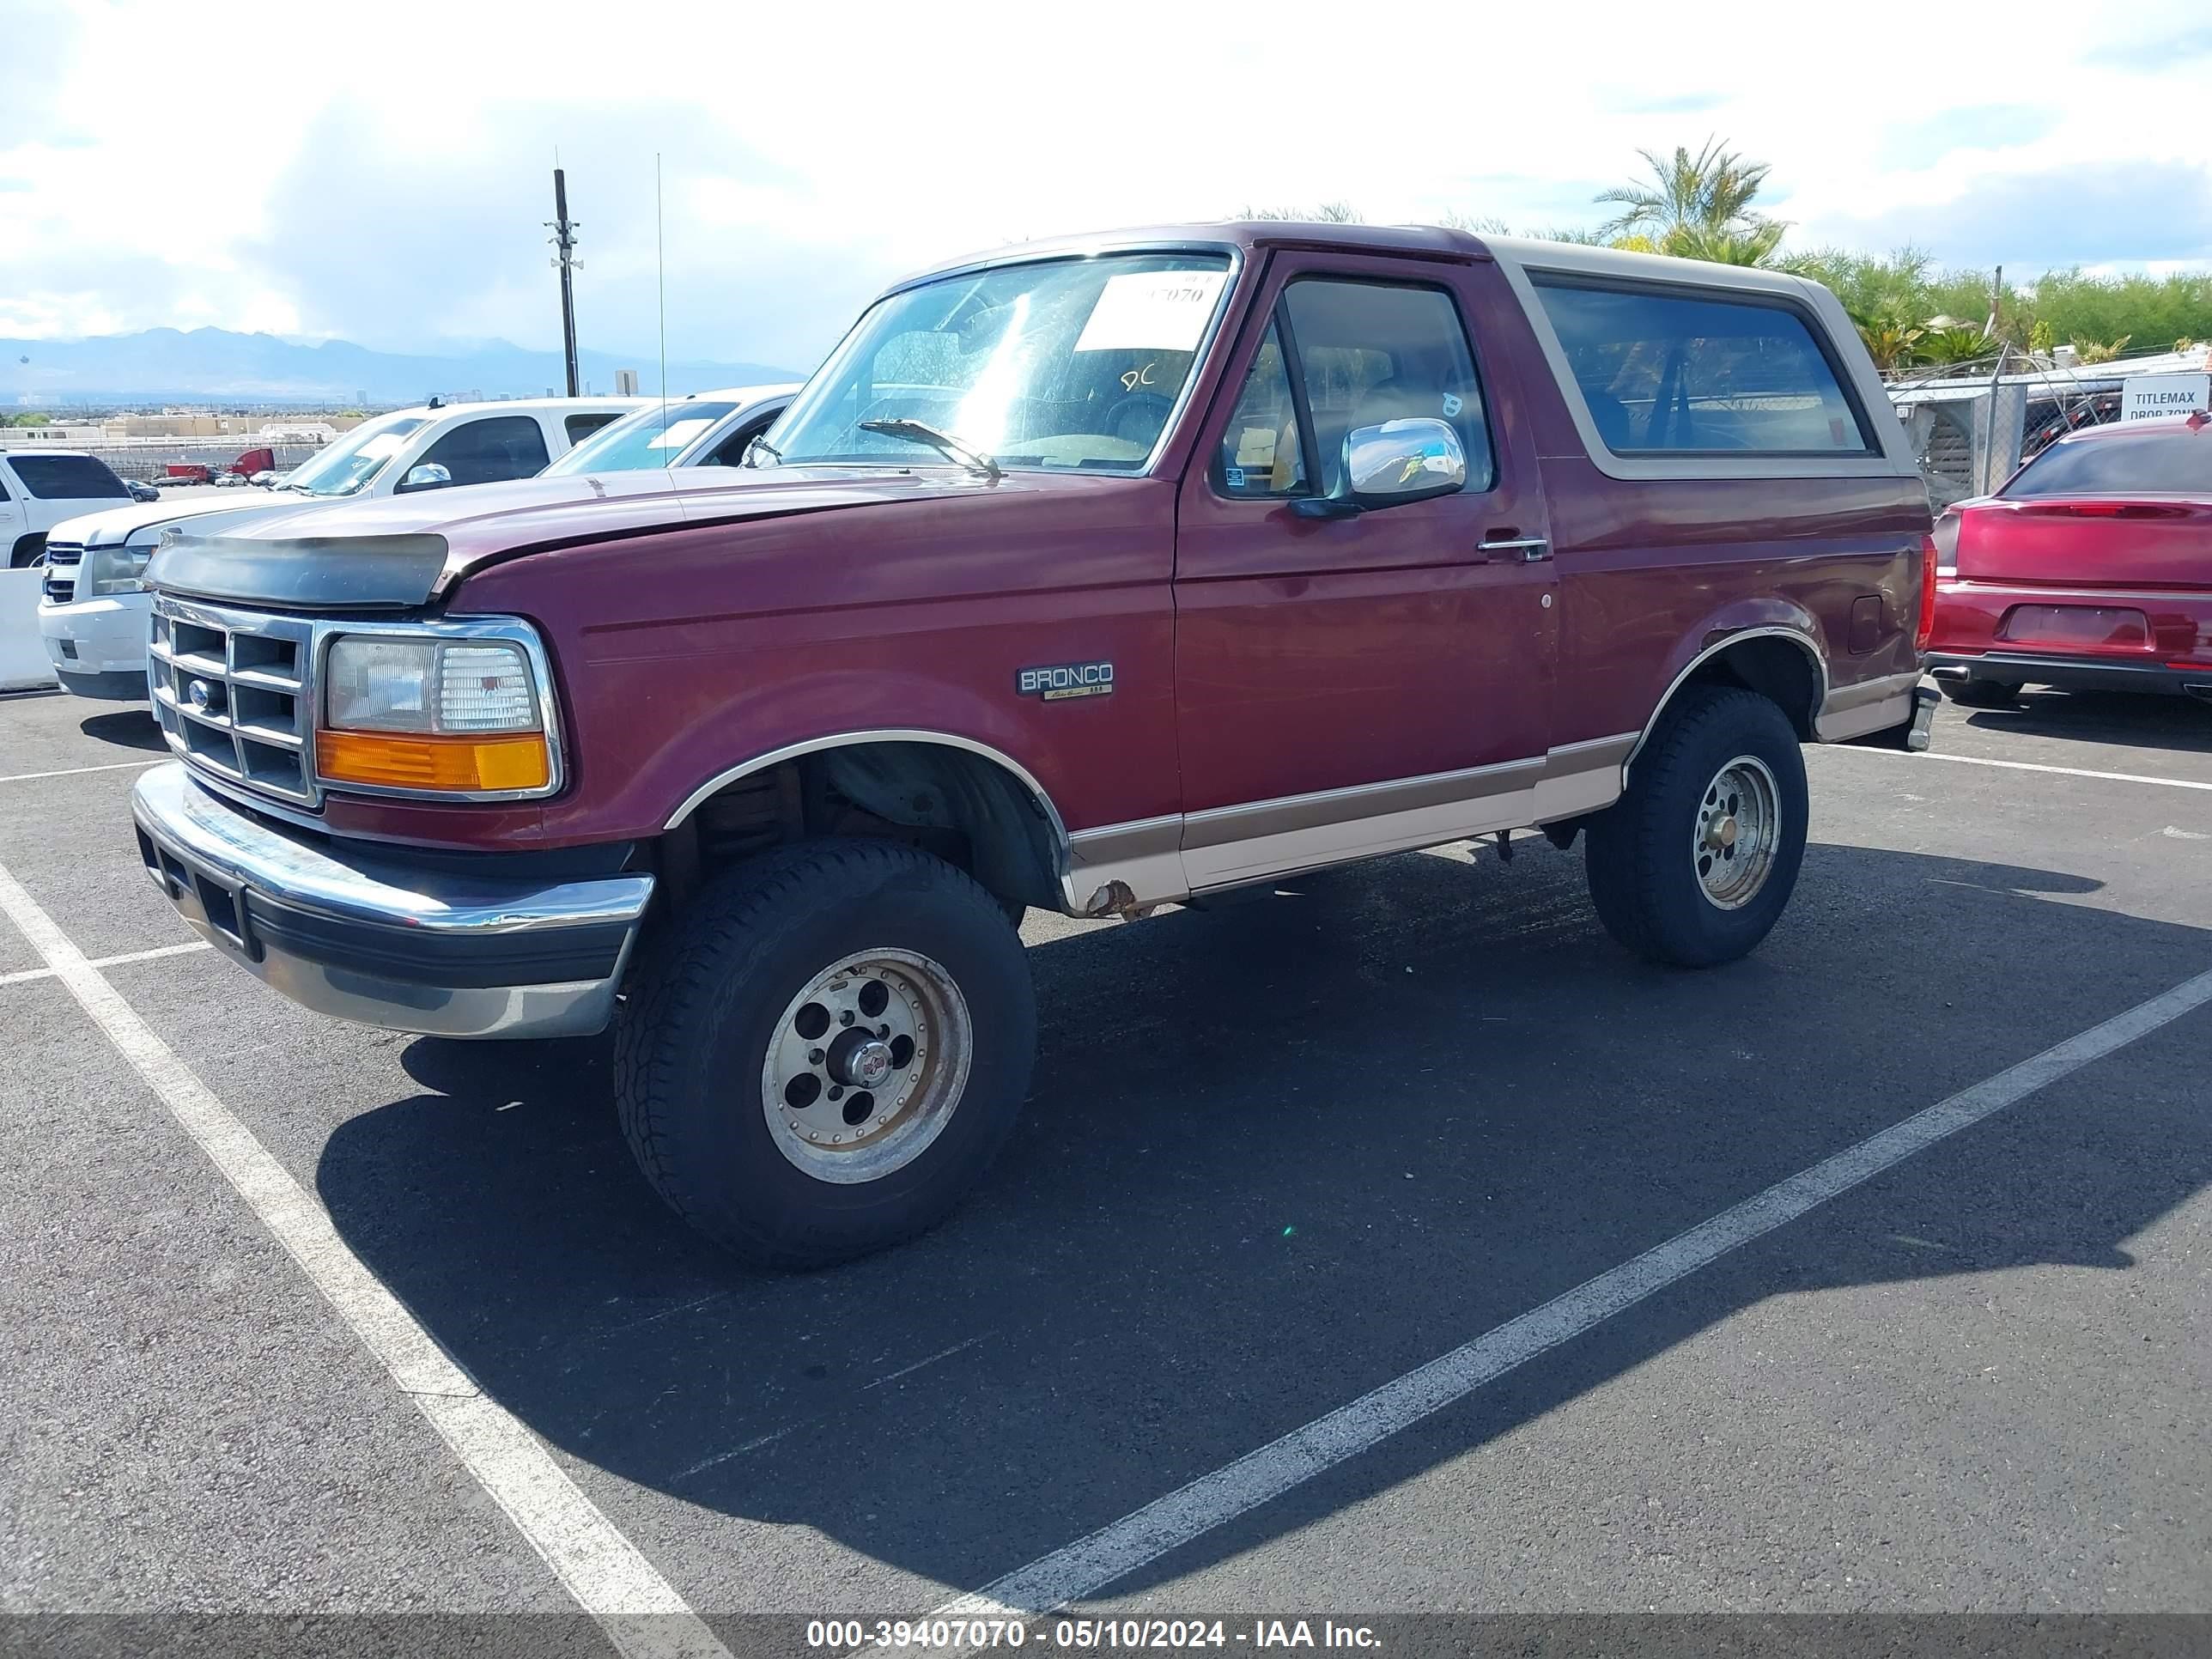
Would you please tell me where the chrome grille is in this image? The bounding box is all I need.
[149,596,318,806]
[40,542,81,604]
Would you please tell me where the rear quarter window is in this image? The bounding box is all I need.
[1534,280,1870,457]
[6,454,130,500]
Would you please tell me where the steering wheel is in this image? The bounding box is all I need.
[1103,392,1174,447]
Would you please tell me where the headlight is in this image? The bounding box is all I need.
[318,630,556,796]
[83,544,152,596]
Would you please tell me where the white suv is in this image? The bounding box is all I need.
[2,449,136,568]
[37,397,637,700]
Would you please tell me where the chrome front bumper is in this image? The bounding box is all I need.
[129,763,654,1039]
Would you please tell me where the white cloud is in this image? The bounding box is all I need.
[3,0,2208,366]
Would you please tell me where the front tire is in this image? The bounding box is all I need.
[614,839,1036,1267]
[1585,686,1808,968]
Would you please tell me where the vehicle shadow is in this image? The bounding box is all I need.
[1960,689,2212,757]
[319,841,2212,1605]
[78,708,162,750]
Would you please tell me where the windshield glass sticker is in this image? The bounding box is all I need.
[1075,270,1227,354]
[1017,661,1115,702]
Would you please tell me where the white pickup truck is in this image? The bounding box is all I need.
[2,448,136,568]
[36,396,638,700]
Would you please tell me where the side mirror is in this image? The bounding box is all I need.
[398,462,452,493]
[1344,417,1466,504]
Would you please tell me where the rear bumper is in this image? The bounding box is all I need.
[1927,653,2212,700]
[130,762,655,1039]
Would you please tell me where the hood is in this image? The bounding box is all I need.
[144,465,1006,612]
[47,491,295,549]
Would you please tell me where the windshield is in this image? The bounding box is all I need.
[543,400,744,475]
[2006,427,2212,497]
[281,413,428,497]
[764,252,1232,473]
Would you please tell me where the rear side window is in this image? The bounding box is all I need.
[6,454,129,500]
[565,412,620,442]
[413,416,551,487]
[2005,431,2212,497]
[1535,281,1869,456]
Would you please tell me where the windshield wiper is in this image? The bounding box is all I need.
[857,418,1002,480]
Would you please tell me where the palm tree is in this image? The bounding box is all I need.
[1663,222,1787,268]
[1595,139,1775,246]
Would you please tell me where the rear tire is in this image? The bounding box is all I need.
[1585,686,1808,968]
[9,534,46,569]
[1942,674,2021,708]
[614,839,1036,1268]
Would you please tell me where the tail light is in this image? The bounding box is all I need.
[1914,532,1938,653]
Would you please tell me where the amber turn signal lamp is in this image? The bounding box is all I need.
[317,730,551,793]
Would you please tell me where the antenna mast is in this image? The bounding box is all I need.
[548,168,581,398]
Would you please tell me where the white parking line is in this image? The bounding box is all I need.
[1831,745,2212,793]
[0,865,733,1659]
[936,963,2212,1623]
[1,939,212,988]
[0,758,162,786]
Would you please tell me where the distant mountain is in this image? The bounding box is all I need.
[0,327,806,407]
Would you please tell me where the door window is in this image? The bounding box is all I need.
[564,412,621,443]
[412,416,551,488]
[1214,322,1307,498]
[1213,279,1494,500]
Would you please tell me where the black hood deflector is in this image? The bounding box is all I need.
[147,531,453,612]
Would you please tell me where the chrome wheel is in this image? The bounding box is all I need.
[761,948,972,1183]
[1692,755,1781,910]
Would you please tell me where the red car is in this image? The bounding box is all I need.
[1926,412,2212,708]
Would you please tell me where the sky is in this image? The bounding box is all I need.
[3,0,2209,374]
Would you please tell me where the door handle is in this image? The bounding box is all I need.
[1479,535,1551,563]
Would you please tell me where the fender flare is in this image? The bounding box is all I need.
[661,724,1073,862]
[1623,624,1829,779]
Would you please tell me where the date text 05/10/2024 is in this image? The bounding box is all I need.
[803,1617,1382,1650]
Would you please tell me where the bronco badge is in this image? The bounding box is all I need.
[1016,661,1115,702]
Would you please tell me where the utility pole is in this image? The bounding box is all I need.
[547,169,580,398]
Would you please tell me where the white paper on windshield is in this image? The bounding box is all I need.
[648,417,716,451]
[1075,269,1227,353]
[357,434,407,459]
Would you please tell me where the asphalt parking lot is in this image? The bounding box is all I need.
[2,686,2209,1656]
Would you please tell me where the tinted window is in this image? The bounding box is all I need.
[1535,281,1869,455]
[412,416,551,488]
[7,454,129,500]
[565,412,620,442]
[1280,281,1492,495]
[2005,429,2212,497]
[1214,322,1307,498]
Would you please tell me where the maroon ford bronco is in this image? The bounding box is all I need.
[132,223,1937,1266]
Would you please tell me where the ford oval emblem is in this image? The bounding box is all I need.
[186,678,214,711]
